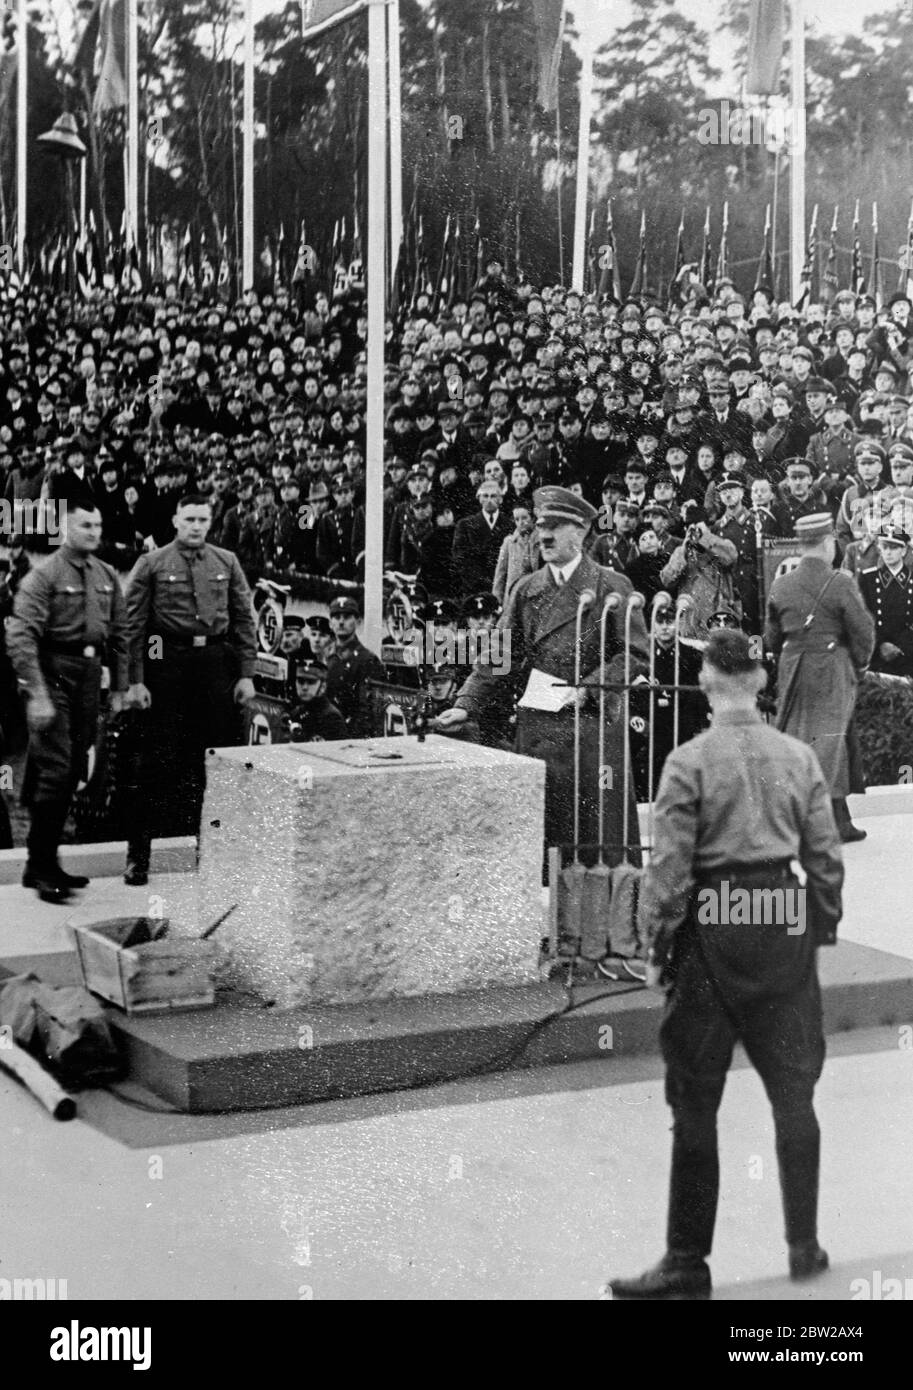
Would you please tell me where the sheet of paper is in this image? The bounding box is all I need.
[517,667,577,713]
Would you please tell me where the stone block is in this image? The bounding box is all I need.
[194,735,545,1009]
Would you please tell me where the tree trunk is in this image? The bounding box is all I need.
[498,60,511,145]
[481,16,495,153]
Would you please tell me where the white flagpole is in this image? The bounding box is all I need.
[79,159,87,237]
[571,18,594,292]
[242,0,255,291]
[126,0,139,253]
[15,0,26,273]
[789,0,805,304]
[387,0,403,285]
[364,0,387,655]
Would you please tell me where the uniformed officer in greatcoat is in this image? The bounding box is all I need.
[7,502,128,903]
[857,522,913,678]
[764,512,875,843]
[324,595,384,736]
[606,629,843,1300]
[122,492,257,884]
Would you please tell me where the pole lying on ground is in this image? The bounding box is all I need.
[0,1044,76,1121]
[559,588,596,948]
[580,592,622,959]
[622,592,646,857]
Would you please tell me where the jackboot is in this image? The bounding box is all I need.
[23,803,71,905]
[124,833,151,887]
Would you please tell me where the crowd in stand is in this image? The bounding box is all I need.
[3,265,913,735]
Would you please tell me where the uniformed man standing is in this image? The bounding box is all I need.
[7,503,128,903]
[857,522,913,678]
[765,513,875,843]
[324,595,384,736]
[437,486,649,869]
[122,492,257,884]
[607,630,843,1300]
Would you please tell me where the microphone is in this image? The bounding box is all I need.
[578,589,597,611]
[626,591,646,612]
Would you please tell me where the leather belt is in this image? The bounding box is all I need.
[42,641,101,658]
[695,858,795,886]
[161,634,227,649]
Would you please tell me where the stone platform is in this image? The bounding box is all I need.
[1,936,910,1112]
[195,735,545,1010]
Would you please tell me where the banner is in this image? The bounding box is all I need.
[532,0,564,113]
[746,0,785,96]
[301,0,369,40]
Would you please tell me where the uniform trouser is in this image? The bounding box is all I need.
[128,645,241,854]
[660,905,825,1260]
[23,655,101,867]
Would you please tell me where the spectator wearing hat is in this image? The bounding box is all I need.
[325,596,384,736]
[520,411,573,488]
[765,512,875,842]
[427,399,473,475]
[777,458,828,535]
[835,441,888,555]
[805,389,859,494]
[627,601,708,802]
[270,475,307,571]
[492,498,539,605]
[438,485,648,876]
[756,384,809,469]
[711,473,762,630]
[696,379,754,459]
[385,462,434,568]
[660,515,739,639]
[316,472,359,579]
[452,479,513,599]
[834,347,873,418]
[857,523,913,678]
[283,654,348,742]
[879,441,913,516]
[390,491,437,574]
[589,497,640,573]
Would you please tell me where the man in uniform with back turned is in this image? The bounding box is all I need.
[764,511,875,842]
[606,629,844,1300]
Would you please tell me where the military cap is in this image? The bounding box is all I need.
[804,376,832,396]
[460,592,501,622]
[792,346,814,363]
[707,608,741,630]
[408,462,429,478]
[795,512,834,541]
[703,629,759,675]
[308,481,330,501]
[727,354,752,373]
[889,442,913,467]
[887,292,912,310]
[859,390,889,409]
[785,457,814,476]
[717,473,746,491]
[533,485,598,527]
[602,473,626,492]
[328,595,360,617]
[771,382,794,402]
[854,439,886,464]
[295,656,329,680]
[426,660,459,682]
[304,614,332,636]
[879,522,910,545]
[654,604,676,622]
[437,400,461,418]
[874,361,898,379]
[417,598,458,625]
[643,501,672,518]
[891,393,910,408]
[857,293,877,309]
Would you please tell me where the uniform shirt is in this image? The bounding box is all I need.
[124,539,257,684]
[639,708,843,952]
[7,545,127,701]
[285,695,348,742]
[325,635,385,732]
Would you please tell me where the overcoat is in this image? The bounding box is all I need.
[457,553,649,864]
[764,554,875,795]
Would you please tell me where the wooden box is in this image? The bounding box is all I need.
[69,918,219,1015]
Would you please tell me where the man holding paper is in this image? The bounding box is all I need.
[436,486,649,865]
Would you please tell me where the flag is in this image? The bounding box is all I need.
[79,0,127,115]
[217,230,231,298]
[348,210,363,289]
[754,204,774,294]
[585,207,597,294]
[446,214,463,309]
[430,214,451,315]
[667,210,685,306]
[300,0,369,40]
[700,206,713,294]
[793,203,818,311]
[870,203,882,311]
[822,206,839,304]
[850,200,865,295]
[532,0,565,113]
[0,8,17,114]
[596,200,621,302]
[259,235,274,286]
[273,223,286,293]
[292,221,311,284]
[715,202,730,286]
[200,234,215,292]
[514,208,524,286]
[628,211,647,298]
[179,225,196,293]
[903,200,913,300]
[473,211,484,285]
[746,0,785,96]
